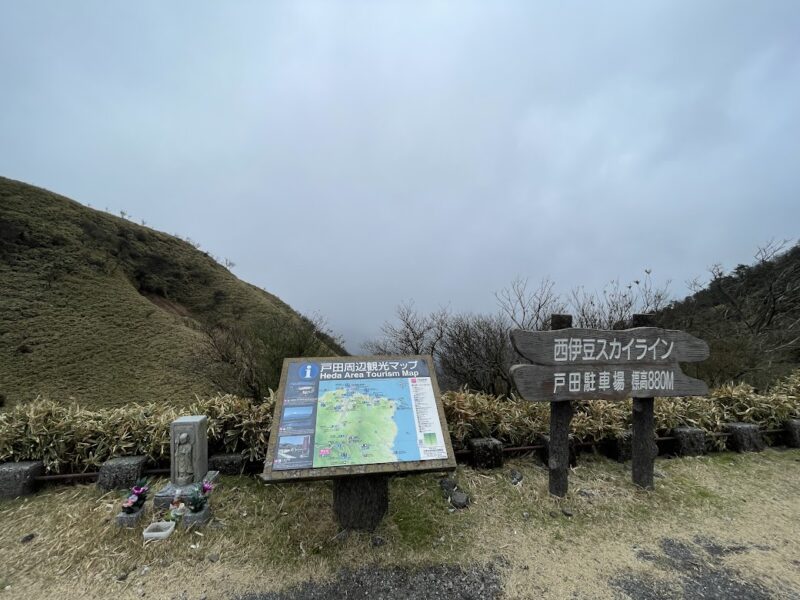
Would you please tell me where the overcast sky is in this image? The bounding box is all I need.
[1,2,799,351]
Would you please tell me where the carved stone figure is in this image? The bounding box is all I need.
[155,415,217,509]
[175,432,194,485]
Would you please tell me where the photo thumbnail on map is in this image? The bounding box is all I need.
[279,404,316,433]
[276,434,312,468]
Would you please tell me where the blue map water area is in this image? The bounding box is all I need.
[316,377,421,463]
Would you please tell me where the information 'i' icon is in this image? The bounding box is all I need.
[298,363,318,380]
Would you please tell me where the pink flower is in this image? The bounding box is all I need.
[201,481,214,494]
[132,486,148,495]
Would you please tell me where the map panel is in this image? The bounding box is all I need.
[271,357,449,472]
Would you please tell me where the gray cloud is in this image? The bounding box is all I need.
[1,1,799,350]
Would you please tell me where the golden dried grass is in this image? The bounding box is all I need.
[1,371,798,473]
[0,394,275,472]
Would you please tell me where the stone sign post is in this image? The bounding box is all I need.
[154,415,219,509]
[510,314,709,495]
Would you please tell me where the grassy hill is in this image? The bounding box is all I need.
[0,177,345,408]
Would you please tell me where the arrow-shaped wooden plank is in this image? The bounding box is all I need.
[510,363,709,402]
[511,327,709,366]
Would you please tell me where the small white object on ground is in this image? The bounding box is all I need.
[142,521,176,541]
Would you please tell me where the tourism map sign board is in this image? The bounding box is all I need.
[262,355,456,482]
[510,327,710,402]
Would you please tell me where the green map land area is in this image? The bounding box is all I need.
[313,384,400,468]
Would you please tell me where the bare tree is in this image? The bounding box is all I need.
[638,269,672,313]
[569,272,671,329]
[367,271,670,395]
[437,312,514,395]
[362,301,449,358]
[495,276,567,331]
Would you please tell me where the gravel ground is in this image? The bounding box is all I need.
[611,537,799,600]
[237,563,504,600]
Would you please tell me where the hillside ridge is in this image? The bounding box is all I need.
[659,241,800,389]
[0,176,344,408]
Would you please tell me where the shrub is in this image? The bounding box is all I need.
[0,394,275,473]
[444,372,799,450]
[1,372,798,473]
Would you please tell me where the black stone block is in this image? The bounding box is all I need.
[467,437,504,469]
[209,453,244,475]
[97,456,148,491]
[724,423,765,453]
[672,427,706,457]
[784,419,800,448]
[0,461,44,499]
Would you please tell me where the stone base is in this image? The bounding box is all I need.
[0,461,44,499]
[116,508,145,528]
[153,471,219,509]
[98,456,148,491]
[183,503,212,528]
[467,437,504,469]
[209,453,244,475]
[784,420,800,448]
[672,427,706,457]
[725,423,765,453]
[333,475,389,532]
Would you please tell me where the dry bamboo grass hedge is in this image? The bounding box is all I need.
[1,371,798,473]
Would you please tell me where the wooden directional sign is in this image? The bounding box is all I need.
[510,327,709,402]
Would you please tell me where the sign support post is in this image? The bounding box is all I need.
[548,314,573,497]
[630,313,658,490]
[332,474,390,531]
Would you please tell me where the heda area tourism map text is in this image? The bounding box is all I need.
[273,358,448,471]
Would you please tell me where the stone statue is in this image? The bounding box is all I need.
[175,432,194,485]
[155,415,216,509]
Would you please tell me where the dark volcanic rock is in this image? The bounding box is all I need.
[439,478,457,496]
[449,491,470,509]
